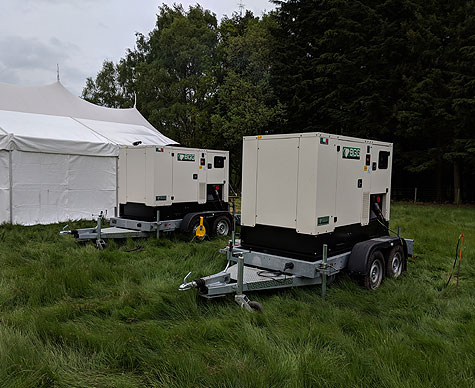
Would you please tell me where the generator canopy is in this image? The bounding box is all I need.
[0,81,176,225]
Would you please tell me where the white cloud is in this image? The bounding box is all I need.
[0,63,21,84]
[0,0,275,96]
[0,36,70,70]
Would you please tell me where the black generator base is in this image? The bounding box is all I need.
[120,201,229,222]
[240,220,388,262]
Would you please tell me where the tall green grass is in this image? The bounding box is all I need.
[0,203,474,387]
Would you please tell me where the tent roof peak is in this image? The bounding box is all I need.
[0,81,157,130]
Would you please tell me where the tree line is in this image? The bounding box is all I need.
[82,0,475,202]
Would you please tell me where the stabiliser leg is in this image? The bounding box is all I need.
[234,254,253,312]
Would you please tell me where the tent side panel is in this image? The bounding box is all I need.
[0,150,10,223]
[11,151,68,224]
[67,155,116,220]
[11,151,116,225]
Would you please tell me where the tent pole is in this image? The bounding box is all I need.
[9,150,12,224]
[115,156,119,216]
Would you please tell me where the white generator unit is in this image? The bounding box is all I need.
[118,145,229,217]
[240,132,393,260]
[179,132,413,304]
[63,145,232,244]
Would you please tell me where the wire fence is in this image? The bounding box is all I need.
[391,187,460,203]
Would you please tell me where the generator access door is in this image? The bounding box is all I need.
[171,149,199,203]
[335,140,365,227]
[255,136,299,229]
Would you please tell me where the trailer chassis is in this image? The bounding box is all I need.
[60,209,231,247]
[179,243,344,305]
[179,232,414,311]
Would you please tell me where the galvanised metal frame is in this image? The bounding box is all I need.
[179,236,414,302]
[71,226,150,242]
[109,217,182,233]
[179,242,349,298]
[63,208,233,244]
[61,212,182,243]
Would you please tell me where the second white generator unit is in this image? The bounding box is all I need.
[63,145,232,244]
[240,132,393,260]
[118,145,229,222]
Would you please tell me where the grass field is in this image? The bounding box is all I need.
[0,203,474,387]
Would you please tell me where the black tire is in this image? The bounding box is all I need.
[212,215,232,236]
[386,244,405,278]
[248,301,263,312]
[189,217,209,241]
[363,250,385,290]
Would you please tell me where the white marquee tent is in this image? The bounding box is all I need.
[0,81,176,225]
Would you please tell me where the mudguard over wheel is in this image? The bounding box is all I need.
[363,250,385,290]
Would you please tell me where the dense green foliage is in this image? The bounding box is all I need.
[271,0,475,201]
[83,1,475,200]
[0,203,474,387]
[83,5,283,188]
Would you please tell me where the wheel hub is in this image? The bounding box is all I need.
[370,260,382,289]
[391,252,402,276]
[216,220,229,235]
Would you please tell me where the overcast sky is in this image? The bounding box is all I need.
[0,0,275,96]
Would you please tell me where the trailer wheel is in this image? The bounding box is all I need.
[363,250,384,290]
[248,301,263,312]
[386,245,405,278]
[212,215,231,236]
